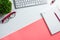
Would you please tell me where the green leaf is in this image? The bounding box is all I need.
[0,0,12,15]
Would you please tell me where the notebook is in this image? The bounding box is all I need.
[40,8,60,34]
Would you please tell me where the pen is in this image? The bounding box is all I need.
[54,12,60,22]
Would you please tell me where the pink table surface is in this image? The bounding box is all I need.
[0,18,60,40]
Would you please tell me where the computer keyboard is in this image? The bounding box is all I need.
[13,0,47,9]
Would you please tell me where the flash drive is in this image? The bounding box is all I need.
[50,0,55,5]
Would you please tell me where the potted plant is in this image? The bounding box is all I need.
[0,0,12,16]
[0,0,16,23]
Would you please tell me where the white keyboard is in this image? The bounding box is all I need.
[13,0,47,9]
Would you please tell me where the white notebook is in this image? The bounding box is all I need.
[40,9,60,34]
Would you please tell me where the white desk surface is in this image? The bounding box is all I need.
[0,0,60,39]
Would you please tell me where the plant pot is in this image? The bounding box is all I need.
[0,14,3,17]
